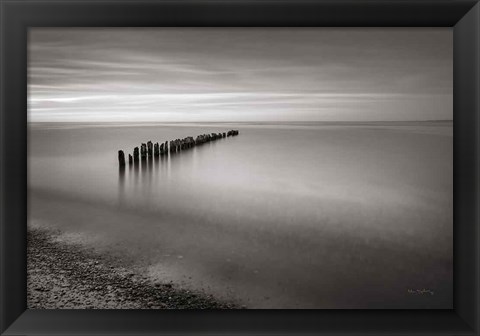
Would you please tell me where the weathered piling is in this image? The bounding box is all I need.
[175,139,180,151]
[133,147,139,162]
[141,143,147,160]
[147,141,153,157]
[128,154,133,164]
[154,142,159,157]
[194,133,215,145]
[118,150,126,166]
[185,136,194,148]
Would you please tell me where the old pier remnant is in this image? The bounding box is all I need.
[133,147,139,162]
[147,141,153,158]
[140,143,147,160]
[118,129,240,166]
[118,150,126,166]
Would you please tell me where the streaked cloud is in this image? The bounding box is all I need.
[28,28,452,122]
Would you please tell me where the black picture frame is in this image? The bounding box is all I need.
[1,0,479,335]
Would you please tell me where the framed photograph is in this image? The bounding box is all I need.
[1,0,479,335]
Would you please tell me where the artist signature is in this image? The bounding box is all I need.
[407,289,434,296]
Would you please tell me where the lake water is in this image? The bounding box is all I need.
[28,122,453,308]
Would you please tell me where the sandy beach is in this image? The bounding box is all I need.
[27,227,239,309]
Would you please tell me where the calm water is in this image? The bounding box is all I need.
[28,122,453,308]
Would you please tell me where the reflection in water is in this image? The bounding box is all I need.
[147,155,153,186]
[133,160,140,188]
[120,153,169,198]
[140,158,147,176]
[117,141,223,203]
[154,155,160,173]
[119,142,221,186]
[118,165,126,204]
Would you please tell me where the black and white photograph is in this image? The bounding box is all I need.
[27,28,453,309]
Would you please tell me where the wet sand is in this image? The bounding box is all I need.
[27,227,239,309]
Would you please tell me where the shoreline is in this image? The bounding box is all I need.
[27,227,239,309]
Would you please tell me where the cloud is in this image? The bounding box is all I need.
[28,28,452,122]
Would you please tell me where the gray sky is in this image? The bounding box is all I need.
[28,28,452,122]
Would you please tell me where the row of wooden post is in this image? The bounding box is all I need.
[118,129,239,166]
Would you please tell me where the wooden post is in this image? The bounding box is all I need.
[188,136,194,148]
[133,147,139,162]
[141,143,147,160]
[128,154,133,164]
[118,150,126,166]
[147,141,153,157]
[154,142,159,157]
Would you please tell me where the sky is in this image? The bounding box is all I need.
[28,28,452,122]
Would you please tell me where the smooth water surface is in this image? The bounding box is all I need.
[28,122,453,308]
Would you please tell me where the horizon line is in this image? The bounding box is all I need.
[27,119,454,123]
